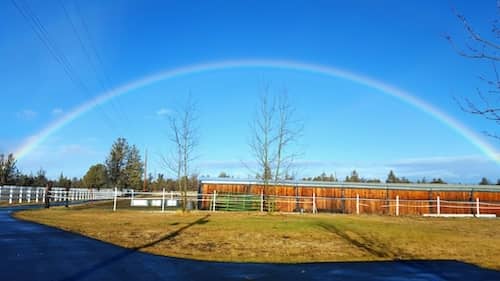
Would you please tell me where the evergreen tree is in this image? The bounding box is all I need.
[386,170,399,183]
[345,170,360,182]
[431,178,446,184]
[479,177,491,185]
[0,153,17,185]
[34,168,48,187]
[57,173,72,188]
[106,138,129,188]
[105,138,144,189]
[83,164,108,189]
[124,145,143,190]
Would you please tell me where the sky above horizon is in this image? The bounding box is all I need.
[1,0,499,183]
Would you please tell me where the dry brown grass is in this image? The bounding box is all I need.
[14,207,500,270]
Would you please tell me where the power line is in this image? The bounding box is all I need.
[11,0,121,135]
[72,0,131,125]
[58,0,128,127]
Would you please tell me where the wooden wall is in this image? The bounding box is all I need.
[200,182,500,216]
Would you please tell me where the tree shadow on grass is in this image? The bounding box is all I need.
[317,222,413,259]
[59,214,210,281]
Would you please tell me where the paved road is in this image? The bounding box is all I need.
[1,206,499,281]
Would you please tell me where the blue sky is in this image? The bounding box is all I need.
[0,0,499,183]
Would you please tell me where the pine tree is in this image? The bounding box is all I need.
[0,153,17,185]
[124,145,143,190]
[106,138,128,188]
[105,138,143,189]
[386,170,399,183]
[346,170,360,182]
[479,177,491,185]
[83,164,108,189]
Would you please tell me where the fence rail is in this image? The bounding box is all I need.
[2,186,499,217]
[0,186,116,205]
[111,190,500,217]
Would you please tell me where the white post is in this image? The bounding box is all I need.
[162,188,166,212]
[476,198,480,216]
[113,187,118,211]
[130,189,134,206]
[356,193,360,215]
[9,186,13,204]
[437,196,440,216]
[212,190,217,212]
[312,192,317,214]
[170,191,173,200]
[27,188,31,203]
[35,189,39,202]
[260,191,264,212]
[19,187,23,203]
[0,186,2,202]
[42,189,45,204]
[396,195,399,216]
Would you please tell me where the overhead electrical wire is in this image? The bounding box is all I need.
[10,0,122,135]
[65,0,131,125]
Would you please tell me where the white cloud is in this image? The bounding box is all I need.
[156,108,171,117]
[17,109,37,120]
[51,108,63,115]
[195,155,499,184]
[16,141,102,179]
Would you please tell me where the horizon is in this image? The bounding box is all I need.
[1,0,499,184]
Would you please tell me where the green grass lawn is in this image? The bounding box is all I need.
[14,206,500,270]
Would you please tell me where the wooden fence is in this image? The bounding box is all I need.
[199,180,500,216]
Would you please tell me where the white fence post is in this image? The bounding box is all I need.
[476,198,480,216]
[396,195,399,216]
[437,196,440,216]
[162,188,166,212]
[260,191,264,212]
[356,193,360,215]
[27,188,31,203]
[42,189,45,204]
[212,190,217,212]
[35,189,39,202]
[130,189,134,206]
[9,186,13,204]
[312,192,317,214]
[19,187,23,203]
[113,187,118,211]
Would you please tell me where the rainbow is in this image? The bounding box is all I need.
[13,59,500,164]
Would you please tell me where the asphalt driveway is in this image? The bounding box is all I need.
[1,206,499,281]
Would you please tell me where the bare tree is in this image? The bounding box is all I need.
[163,96,198,211]
[446,4,500,139]
[249,85,303,186]
[274,91,303,182]
[249,86,275,185]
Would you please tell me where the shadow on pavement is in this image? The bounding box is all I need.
[58,214,210,281]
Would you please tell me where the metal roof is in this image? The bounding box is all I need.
[200,178,500,192]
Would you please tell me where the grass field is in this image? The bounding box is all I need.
[14,205,500,270]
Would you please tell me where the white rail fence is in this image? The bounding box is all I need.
[112,190,500,217]
[2,186,498,217]
[0,186,117,205]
